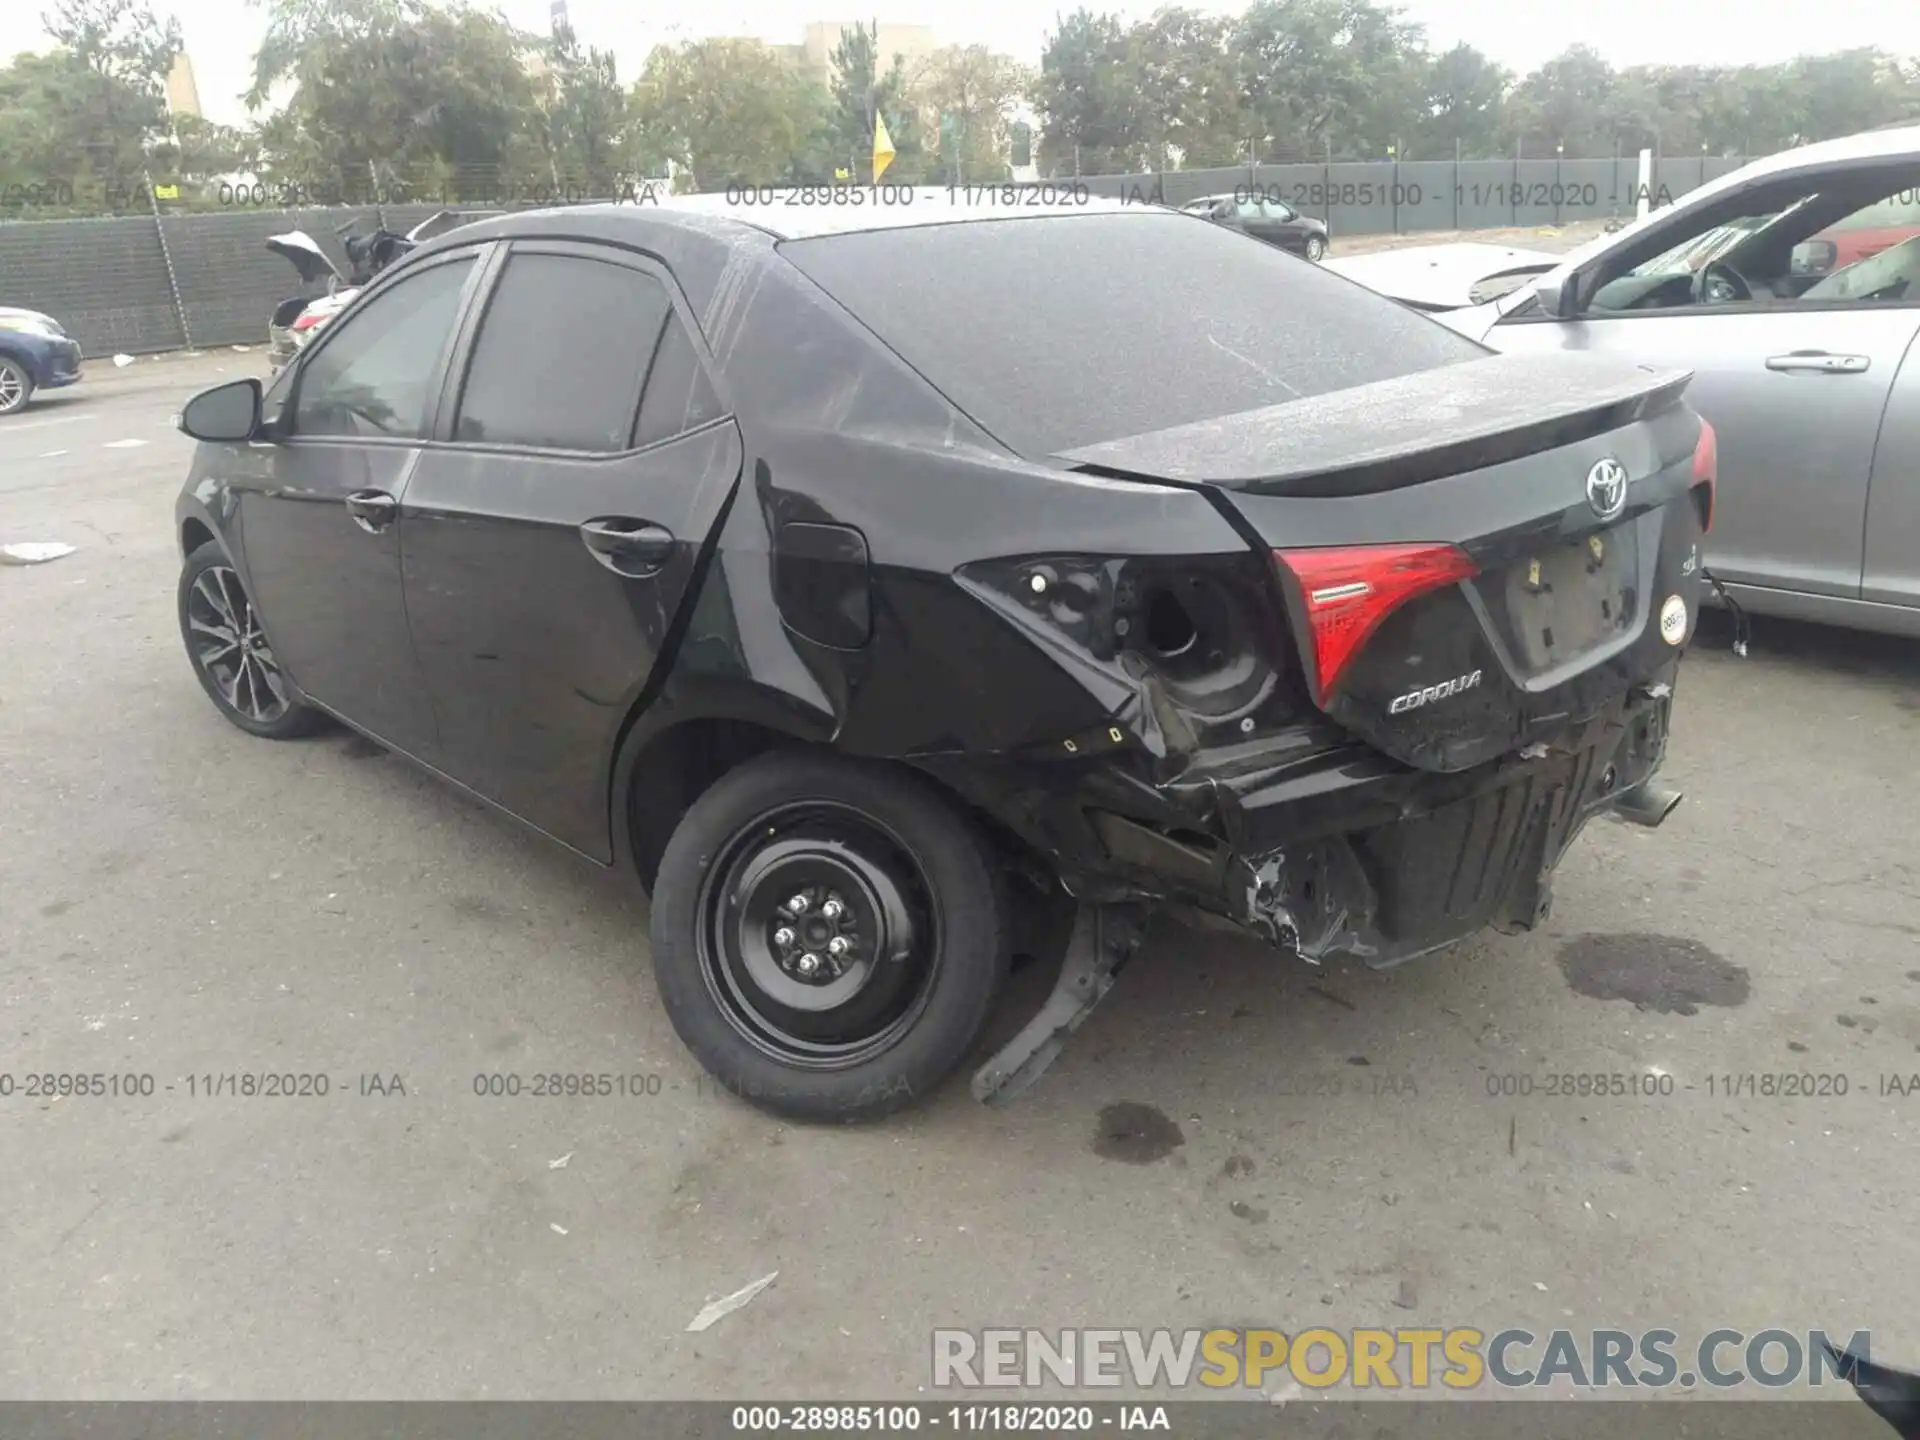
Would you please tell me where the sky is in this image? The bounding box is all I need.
[14,0,1920,128]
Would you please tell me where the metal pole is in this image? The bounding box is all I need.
[1446,136,1458,230]
[145,168,193,351]
[1511,135,1520,226]
[1391,137,1400,234]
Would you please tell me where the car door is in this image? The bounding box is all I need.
[1262,199,1307,254]
[1860,329,1920,609]
[235,247,488,757]
[1489,284,1920,601]
[400,241,741,859]
[1233,196,1275,244]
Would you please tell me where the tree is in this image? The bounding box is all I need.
[536,20,628,194]
[0,0,181,203]
[1413,43,1511,157]
[827,21,922,181]
[911,45,1031,185]
[1505,44,1616,154]
[629,39,826,190]
[1130,8,1245,168]
[1232,0,1427,160]
[256,2,546,200]
[244,0,420,111]
[1033,9,1145,175]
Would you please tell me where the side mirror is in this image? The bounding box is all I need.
[1528,273,1575,319]
[177,378,264,443]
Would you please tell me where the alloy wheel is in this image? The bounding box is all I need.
[0,364,26,413]
[186,565,292,724]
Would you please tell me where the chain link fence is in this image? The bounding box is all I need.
[1,154,1747,358]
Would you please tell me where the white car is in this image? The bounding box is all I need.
[264,211,491,370]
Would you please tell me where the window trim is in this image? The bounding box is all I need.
[434,237,731,461]
[281,245,494,447]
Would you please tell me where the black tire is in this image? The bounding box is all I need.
[650,750,1010,1122]
[178,541,326,739]
[0,357,33,416]
[1304,234,1327,262]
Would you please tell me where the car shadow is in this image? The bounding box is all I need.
[1695,606,1920,686]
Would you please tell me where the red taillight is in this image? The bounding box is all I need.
[1691,418,1717,532]
[290,311,325,331]
[1275,542,1479,700]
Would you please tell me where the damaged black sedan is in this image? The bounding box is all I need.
[172,194,1714,1121]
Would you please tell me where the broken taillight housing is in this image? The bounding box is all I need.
[1691,418,1717,533]
[1275,542,1479,701]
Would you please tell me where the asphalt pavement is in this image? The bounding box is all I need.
[2,351,1918,1403]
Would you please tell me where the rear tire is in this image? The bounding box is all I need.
[649,750,1010,1122]
[0,358,33,415]
[178,541,326,739]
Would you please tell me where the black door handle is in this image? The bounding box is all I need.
[345,490,397,533]
[579,518,676,575]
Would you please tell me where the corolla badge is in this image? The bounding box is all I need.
[1585,457,1629,520]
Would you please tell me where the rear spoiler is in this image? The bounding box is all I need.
[1053,352,1693,497]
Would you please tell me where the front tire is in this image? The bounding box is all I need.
[650,751,1010,1122]
[0,358,33,415]
[1304,234,1327,262]
[178,541,325,739]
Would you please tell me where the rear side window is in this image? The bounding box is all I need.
[780,211,1486,457]
[454,252,673,451]
[633,314,725,448]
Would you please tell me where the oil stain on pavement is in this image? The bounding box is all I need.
[1556,933,1750,1015]
[1092,1102,1185,1164]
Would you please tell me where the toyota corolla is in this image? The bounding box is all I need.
[171,194,1713,1121]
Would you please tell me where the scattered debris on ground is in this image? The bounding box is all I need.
[1,542,77,565]
[686,1271,779,1333]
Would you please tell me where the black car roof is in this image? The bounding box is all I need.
[404,192,1175,349]
[417,188,1150,252]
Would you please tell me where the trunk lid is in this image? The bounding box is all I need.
[266,230,341,287]
[1055,352,1711,773]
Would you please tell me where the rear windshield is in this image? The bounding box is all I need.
[779,210,1486,457]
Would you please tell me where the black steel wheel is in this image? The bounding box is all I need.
[650,751,1009,1122]
[177,541,324,739]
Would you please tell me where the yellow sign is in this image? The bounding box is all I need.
[152,183,180,200]
[872,112,896,185]
[834,167,850,181]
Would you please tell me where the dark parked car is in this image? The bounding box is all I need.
[1181,192,1329,260]
[0,306,83,415]
[172,194,1711,1121]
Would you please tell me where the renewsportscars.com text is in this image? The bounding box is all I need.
[932,1327,1873,1391]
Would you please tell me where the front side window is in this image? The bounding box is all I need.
[453,252,673,452]
[292,258,474,440]
[1591,168,1920,313]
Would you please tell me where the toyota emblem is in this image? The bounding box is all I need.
[1585,457,1629,520]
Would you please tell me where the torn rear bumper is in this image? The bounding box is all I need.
[923,673,1678,970]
